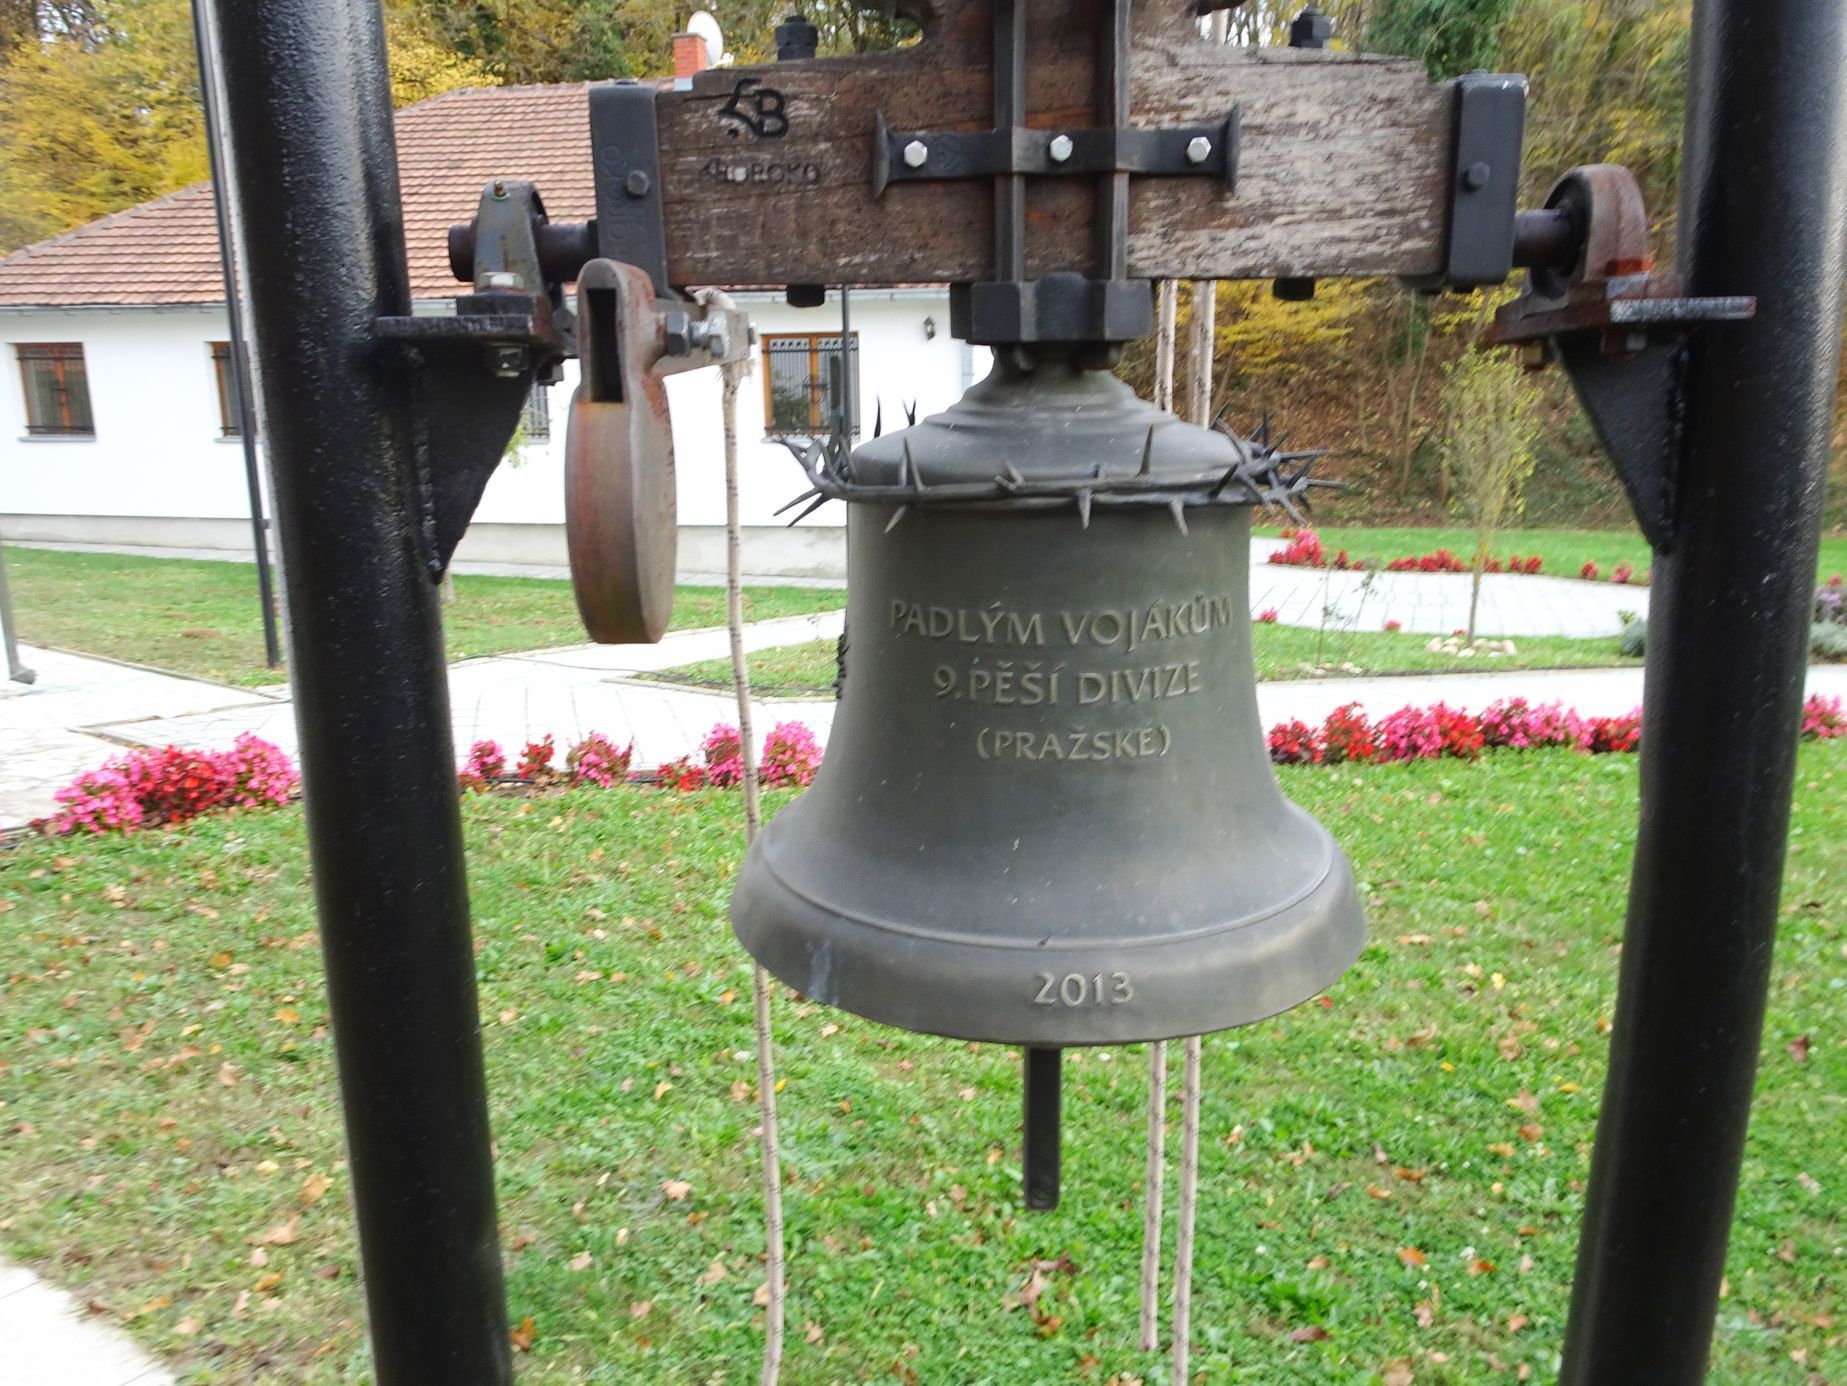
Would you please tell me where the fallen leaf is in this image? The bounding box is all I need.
[804,1319,824,1344]
[1366,1184,1393,1200]
[662,1179,692,1201]
[1289,1324,1330,1342]
[300,1172,332,1206]
[509,1316,536,1351]
[629,1300,652,1320]
[1776,1241,1797,1264]
[569,1251,592,1271]
[1398,1247,1426,1269]
[700,1259,727,1285]
[653,1081,673,1100]
[753,1281,770,1306]
[1788,1035,1812,1063]
[253,1271,284,1294]
[1517,1123,1543,1142]
[174,1315,201,1336]
[1507,1313,1529,1332]
[218,1062,240,1087]
[254,1216,300,1246]
[1384,1364,1415,1386]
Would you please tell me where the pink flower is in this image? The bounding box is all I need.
[1383,619,1402,633]
[566,732,634,788]
[761,721,823,788]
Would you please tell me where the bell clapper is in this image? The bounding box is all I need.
[1023,1046,1063,1211]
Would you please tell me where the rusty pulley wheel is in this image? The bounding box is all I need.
[565,259,678,644]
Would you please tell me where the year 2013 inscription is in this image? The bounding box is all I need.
[1033,971,1134,1006]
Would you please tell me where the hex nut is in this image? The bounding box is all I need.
[491,346,526,379]
[1048,134,1074,164]
[624,169,652,198]
[1185,136,1213,165]
[902,140,929,169]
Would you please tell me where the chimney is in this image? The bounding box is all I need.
[673,31,709,83]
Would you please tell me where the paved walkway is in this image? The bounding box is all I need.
[0,1263,172,1386]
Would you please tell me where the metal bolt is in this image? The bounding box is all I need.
[490,346,525,378]
[1462,161,1492,191]
[480,271,521,290]
[1186,136,1213,165]
[624,170,652,198]
[491,180,508,199]
[902,140,929,169]
[1048,134,1074,164]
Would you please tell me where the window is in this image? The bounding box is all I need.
[209,341,245,437]
[762,333,859,437]
[16,343,94,437]
[520,383,550,440]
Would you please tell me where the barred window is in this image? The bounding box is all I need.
[761,332,859,437]
[16,343,94,437]
[209,341,245,437]
[521,383,551,440]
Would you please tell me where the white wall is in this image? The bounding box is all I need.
[0,290,979,576]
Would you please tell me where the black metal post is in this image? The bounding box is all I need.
[195,2,511,1382]
[188,0,280,670]
[1559,3,1847,1380]
[1023,1046,1061,1210]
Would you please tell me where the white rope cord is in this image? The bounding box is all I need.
[1169,1035,1202,1386]
[711,302,786,1384]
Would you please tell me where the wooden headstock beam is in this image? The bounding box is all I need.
[651,0,1459,288]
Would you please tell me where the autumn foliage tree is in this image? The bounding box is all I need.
[1441,347,1540,644]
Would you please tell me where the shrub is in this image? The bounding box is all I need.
[1479,698,1589,751]
[1618,615,1647,659]
[655,755,707,790]
[1256,608,1280,624]
[1581,561,1600,581]
[1383,619,1402,632]
[761,721,823,788]
[1433,703,1485,759]
[1267,719,1321,765]
[1586,710,1642,754]
[48,767,145,835]
[458,739,506,791]
[1611,562,1635,585]
[1268,529,1325,568]
[1320,702,1376,764]
[1815,576,1845,627]
[566,733,633,788]
[1813,623,1847,661]
[1374,705,1445,761]
[517,736,557,782]
[223,733,299,808]
[1803,693,1847,740]
[702,724,745,788]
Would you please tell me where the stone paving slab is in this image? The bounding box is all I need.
[0,1263,174,1386]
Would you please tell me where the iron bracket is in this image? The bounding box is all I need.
[872,111,1240,196]
[589,81,677,299]
[1403,72,1528,291]
[378,180,573,578]
[1486,165,1755,550]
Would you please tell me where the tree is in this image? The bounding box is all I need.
[1442,347,1538,645]
[1368,0,1518,79]
[0,0,492,253]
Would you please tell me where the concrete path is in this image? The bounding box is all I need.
[1247,536,1649,638]
[0,1264,173,1386]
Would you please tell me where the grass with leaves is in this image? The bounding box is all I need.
[2,747,1844,1382]
[0,547,846,689]
[652,628,1639,699]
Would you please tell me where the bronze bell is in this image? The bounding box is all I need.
[730,354,1366,1049]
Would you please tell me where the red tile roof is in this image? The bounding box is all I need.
[0,83,598,309]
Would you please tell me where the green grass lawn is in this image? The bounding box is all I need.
[0,547,846,689]
[655,627,1638,698]
[3,748,1843,1382]
[1255,525,1847,583]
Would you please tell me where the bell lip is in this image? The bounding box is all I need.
[729,814,1368,1047]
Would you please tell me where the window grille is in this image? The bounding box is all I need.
[16,343,94,437]
[761,333,859,437]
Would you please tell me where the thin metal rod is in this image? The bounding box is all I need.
[188,0,279,670]
[197,2,512,1381]
[1169,1035,1201,1386]
[1023,1046,1061,1210]
[1559,2,1847,1380]
[993,0,1026,282]
[1137,1039,1167,1350]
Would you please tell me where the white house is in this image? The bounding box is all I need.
[0,82,980,581]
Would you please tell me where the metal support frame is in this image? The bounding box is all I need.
[188,0,280,670]
[1558,0,1847,1379]
[196,2,512,1381]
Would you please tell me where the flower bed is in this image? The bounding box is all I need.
[1268,528,1652,584]
[43,734,297,835]
[459,722,823,797]
[1266,693,1844,765]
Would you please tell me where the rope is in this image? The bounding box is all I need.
[1170,1035,1202,1385]
[1155,280,1178,414]
[712,299,785,1384]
